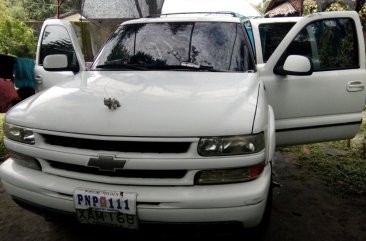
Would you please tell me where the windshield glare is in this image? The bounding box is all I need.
[93,21,254,72]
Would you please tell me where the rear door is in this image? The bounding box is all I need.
[261,11,366,146]
[35,19,85,92]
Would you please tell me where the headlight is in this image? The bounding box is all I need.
[195,162,265,185]
[4,123,35,145]
[198,133,265,156]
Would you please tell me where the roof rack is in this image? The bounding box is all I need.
[158,11,241,17]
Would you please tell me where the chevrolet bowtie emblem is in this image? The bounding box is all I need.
[104,98,121,110]
[88,155,126,172]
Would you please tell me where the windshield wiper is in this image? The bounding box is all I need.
[149,62,221,72]
[94,63,148,70]
[95,62,222,72]
[180,62,220,71]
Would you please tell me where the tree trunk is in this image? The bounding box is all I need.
[355,0,366,12]
[145,0,164,16]
[316,0,322,11]
[134,0,143,17]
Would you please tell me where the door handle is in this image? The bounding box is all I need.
[347,80,364,92]
[35,75,43,84]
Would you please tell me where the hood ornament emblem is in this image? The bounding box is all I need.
[104,98,121,110]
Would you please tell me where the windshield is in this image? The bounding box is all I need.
[93,21,254,72]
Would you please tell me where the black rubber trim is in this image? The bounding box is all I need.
[251,83,261,134]
[12,196,74,218]
[276,121,362,133]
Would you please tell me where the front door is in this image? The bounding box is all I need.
[35,19,85,92]
[262,11,366,146]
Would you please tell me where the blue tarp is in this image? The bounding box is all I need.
[14,57,35,88]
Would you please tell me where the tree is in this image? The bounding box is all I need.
[23,0,56,20]
[0,0,37,58]
[0,19,37,58]
[325,1,351,11]
[134,0,165,18]
[303,0,318,15]
[355,0,366,11]
[6,0,82,21]
[0,0,9,20]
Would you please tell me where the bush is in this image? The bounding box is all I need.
[0,18,37,59]
[0,113,8,161]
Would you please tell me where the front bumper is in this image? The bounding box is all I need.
[0,159,271,228]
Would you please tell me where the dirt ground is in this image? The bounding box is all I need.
[0,151,365,241]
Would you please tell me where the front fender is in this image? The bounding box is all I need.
[266,105,276,163]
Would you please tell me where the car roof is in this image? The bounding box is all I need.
[162,0,262,17]
[123,12,242,25]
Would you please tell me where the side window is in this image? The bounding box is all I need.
[39,25,79,70]
[259,22,295,62]
[278,18,358,71]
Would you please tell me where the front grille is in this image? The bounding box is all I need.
[42,134,191,153]
[48,160,187,179]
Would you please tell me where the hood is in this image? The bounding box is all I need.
[7,71,259,137]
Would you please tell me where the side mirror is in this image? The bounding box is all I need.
[43,54,79,72]
[43,54,68,70]
[274,55,313,76]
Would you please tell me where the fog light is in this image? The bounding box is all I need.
[195,162,265,185]
[10,152,42,171]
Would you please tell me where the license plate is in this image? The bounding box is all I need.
[73,188,138,229]
[76,209,138,229]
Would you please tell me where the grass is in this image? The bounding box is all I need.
[0,113,8,162]
[279,133,366,197]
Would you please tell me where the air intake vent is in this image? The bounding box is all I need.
[42,134,191,153]
[48,160,187,179]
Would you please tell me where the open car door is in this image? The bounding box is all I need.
[261,11,366,146]
[35,19,85,92]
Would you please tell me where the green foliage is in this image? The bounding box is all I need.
[325,1,351,11]
[0,0,37,58]
[280,125,366,197]
[0,18,37,58]
[256,0,271,15]
[0,0,9,20]
[358,6,366,28]
[296,142,366,196]
[22,0,56,20]
[0,113,8,162]
[303,0,318,15]
[255,2,267,15]
[8,1,27,20]
[19,0,82,21]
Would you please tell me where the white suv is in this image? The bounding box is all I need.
[1,11,365,233]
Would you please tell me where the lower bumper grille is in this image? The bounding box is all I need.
[48,160,187,179]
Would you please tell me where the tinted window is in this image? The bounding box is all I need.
[259,22,295,62]
[94,22,254,72]
[39,25,79,70]
[135,23,192,65]
[191,22,251,71]
[279,18,358,71]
